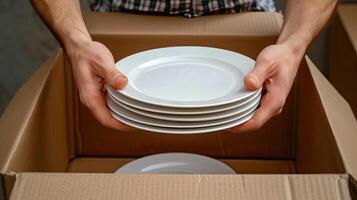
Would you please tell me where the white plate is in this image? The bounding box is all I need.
[107,86,261,115]
[109,93,260,122]
[107,95,258,128]
[110,109,256,134]
[113,46,259,108]
[115,153,236,174]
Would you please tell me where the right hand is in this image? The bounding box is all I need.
[66,39,133,131]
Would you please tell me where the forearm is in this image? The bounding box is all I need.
[31,0,91,56]
[278,0,338,56]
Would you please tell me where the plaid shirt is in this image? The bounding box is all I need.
[89,0,276,17]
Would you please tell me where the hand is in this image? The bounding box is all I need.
[67,39,133,131]
[229,43,303,133]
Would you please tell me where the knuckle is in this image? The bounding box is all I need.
[94,53,105,62]
[259,56,274,67]
[259,54,270,63]
[108,68,118,80]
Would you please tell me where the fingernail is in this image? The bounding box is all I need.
[246,75,260,90]
[248,75,259,87]
[115,75,128,89]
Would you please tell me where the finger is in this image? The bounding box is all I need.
[228,91,283,133]
[104,66,128,90]
[245,56,276,91]
[81,89,134,131]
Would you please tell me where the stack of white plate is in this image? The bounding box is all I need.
[107,46,261,134]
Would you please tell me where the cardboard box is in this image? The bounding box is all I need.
[329,4,357,117]
[1,12,357,199]
[79,12,294,159]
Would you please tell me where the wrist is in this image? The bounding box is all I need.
[62,30,92,57]
[277,34,310,59]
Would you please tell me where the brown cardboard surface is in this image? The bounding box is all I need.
[295,58,345,174]
[328,5,357,179]
[337,5,357,52]
[9,173,351,200]
[296,57,357,179]
[82,12,283,66]
[63,55,76,160]
[76,12,295,158]
[84,12,282,65]
[67,157,295,174]
[4,50,69,173]
[0,51,69,173]
[329,4,357,117]
[84,12,283,36]
[306,57,357,179]
[0,57,53,172]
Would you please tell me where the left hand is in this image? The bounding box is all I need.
[229,43,303,133]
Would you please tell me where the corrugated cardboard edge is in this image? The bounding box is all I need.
[305,56,357,179]
[0,51,62,173]
[273,11,283,31]
[84,12,283,36]
[8,173,352,200]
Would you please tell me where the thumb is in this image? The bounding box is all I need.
[244,59,275,91]
[105,67,128,90]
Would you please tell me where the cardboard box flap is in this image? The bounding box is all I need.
[305,56,357,179]
[0,52,62,173]
[338,5,357,53]
[84,12,283,36]
[9,173,351,200]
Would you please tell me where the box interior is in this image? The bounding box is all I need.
[0,50,345,176]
